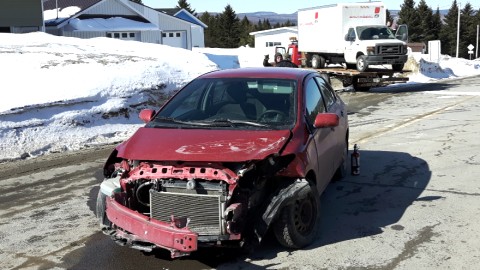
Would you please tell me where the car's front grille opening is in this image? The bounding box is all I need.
[150,190,222,235]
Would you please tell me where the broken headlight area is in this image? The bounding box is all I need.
[100,154,296,257]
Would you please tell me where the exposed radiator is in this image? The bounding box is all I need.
[149,190,223,235]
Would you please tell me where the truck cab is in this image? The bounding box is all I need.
[344,25,408,71]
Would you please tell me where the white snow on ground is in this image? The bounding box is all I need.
[0,32,479,162]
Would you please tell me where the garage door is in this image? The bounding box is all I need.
[162,31,187,49]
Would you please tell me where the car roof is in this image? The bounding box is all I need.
[199,67,316,80]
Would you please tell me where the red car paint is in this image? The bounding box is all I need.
[115,128,291,162]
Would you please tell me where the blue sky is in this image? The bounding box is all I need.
[143,0,475,14]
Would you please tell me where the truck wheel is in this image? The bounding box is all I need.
[392,63,404,72]
[273,183,320,249]
[356,55,368,72]
[311,55,326,69]
[96,189,112,228]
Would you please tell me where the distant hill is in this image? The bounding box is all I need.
[238,11,297,25]
[199,10,449,26]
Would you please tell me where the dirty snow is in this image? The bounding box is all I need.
[0,32,479,162]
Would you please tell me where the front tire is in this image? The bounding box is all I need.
[356,55,368,72]
[273,184,320,248]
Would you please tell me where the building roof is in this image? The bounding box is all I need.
[156,8,207,28]
[43,0,101,10]
[250,26,298,36]
[155,8,181,16]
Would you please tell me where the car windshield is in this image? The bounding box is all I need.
[147,77,297,130]
[357,26,395,40]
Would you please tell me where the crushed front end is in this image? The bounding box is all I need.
[98,152,296,258]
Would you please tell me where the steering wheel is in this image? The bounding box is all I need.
[258,110,287,122]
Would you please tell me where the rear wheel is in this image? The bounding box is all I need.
[311,55,326,69]
[273,184,320,248]
[356,55,368,72]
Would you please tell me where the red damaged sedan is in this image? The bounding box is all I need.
[96,67,349,258]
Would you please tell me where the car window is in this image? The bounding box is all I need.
[314,77,336,111]
[305,78,326,125]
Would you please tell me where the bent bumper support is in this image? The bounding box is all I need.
[105,197,198,258]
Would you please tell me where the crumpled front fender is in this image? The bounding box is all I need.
[254,178,310,240]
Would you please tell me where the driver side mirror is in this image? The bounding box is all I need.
[345,34,355,42]
[139,109,156,123]
[313,113,339,128]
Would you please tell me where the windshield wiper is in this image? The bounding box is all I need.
[208,119,270,128]
[151,117,211,127]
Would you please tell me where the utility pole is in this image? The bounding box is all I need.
[456,2,460,58]
[477,25,479,59]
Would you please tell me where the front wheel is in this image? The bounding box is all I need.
[356,55,368,72]
[273,184,320,248]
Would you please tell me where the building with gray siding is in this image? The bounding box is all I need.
[0,0,44,33]
[43,0,206,50]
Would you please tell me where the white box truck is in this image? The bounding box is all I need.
[297,2,408,71]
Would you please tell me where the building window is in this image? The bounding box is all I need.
[176,33,180,37]
[162,33,166,37]
[169,33,174,37]
[266,42,281,47]
[106,32,136,40]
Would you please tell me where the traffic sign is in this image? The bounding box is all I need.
[467,44,474,51]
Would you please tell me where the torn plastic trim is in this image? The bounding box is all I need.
[100,176,121,196]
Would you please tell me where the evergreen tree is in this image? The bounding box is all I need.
[459,3,476,58]
[430,7,443,42]
[262,19,272,29]
[398,0,421,42]
[200,12,219,47]
[239,16,254,47]
[440,0,459,56]
[416,0,435,41]
[176,0,196,16]
[283,19,295,27]
[217,5,241,48]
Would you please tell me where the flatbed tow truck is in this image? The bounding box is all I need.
[314,66,409,92]
[272,37,410,91]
